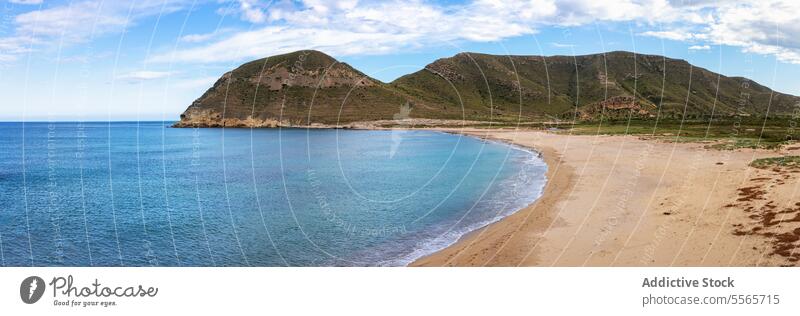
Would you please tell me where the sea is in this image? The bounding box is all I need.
[0,122,547,266]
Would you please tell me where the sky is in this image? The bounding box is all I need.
[1,0,800,121]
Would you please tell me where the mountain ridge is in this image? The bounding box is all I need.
[174,50,800,127]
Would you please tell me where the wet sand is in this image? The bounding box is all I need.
[411,129,800,266]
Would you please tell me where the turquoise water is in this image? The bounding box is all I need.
[0,122,546,266]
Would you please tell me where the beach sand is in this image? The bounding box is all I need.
[412,129,800,267]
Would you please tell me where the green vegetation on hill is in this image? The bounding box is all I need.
[178,50,411,125]
[393,51,800,121]
[176,50,800,127]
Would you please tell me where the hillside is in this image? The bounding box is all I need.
[175,50,800,127]
[175,50,409,127]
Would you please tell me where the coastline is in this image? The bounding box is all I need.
[389,130,550,266]
[410,128,572,266]
[412,128,800,266]
[171,118,494,129]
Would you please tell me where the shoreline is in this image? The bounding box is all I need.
[412,128,800,267]
[410,128,572,266]
[171,118,495,129]
[392,129,551,266]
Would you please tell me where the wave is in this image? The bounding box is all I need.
[384,138,548,266]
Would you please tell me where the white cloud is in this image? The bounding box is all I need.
[14,2,127,42]
[688,45,711,51]
[180,33,217,43]
[699,1,800,63]
[7,0,800,68]
[156,0,748,64]
[172,0,800,66]
[179,28,234,43]
[237,0,268,23]
[640,30,701,42]
[551,42,576,48]
[151,26,420,63]
[9,0,43,4]
[637,1,800,64]
[0,0,192,62]
[154,0,554,63]
[116,71,174,82]
[0,36,37,63]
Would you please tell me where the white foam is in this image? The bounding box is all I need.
[383,139,549,266]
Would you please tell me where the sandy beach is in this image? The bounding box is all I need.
[412,129,800,267]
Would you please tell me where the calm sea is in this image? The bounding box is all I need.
[0,122,546,266]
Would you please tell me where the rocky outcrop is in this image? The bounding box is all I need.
[575,96,655,120]
[174,109,283,128]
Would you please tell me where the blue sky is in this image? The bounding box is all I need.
[1,0,799,121]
